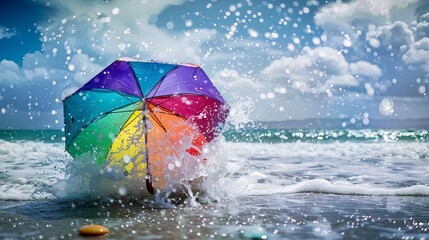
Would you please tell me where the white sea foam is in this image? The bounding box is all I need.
[228,178,429,196]
[227,141,429,160]
[0,140,67,200]
[0,139,428,201]
[217,141,429,197]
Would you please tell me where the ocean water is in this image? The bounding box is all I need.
[1,128,429,239]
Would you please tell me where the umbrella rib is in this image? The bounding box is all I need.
[98,109,140,164]
[148,111,167,132]
[103,104,173,164]
[147,101,188,119]
[81,88,140,102]
[65,101,138,150]
[118,107,143,132]
[146,65,180,98]
[148,93,208,106]
[101,106,143,165]
[114,89,142,102]
[147,93,224,119]
[147,66,199,100]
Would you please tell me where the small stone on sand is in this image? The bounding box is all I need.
[78,224,109,236]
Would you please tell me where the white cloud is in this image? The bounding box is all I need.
[315,0,418,54]
[314,1,385,32]
[262,46,364,93]
[0,60,21,84]
[403,37,429,72]
[0,26,16,40]
[349,61,383,77]
[313,0,428,100]
[68,54,103,84]
[0,49,68,126]
[23,67,48,81]
[212,69,260,100]
[326,74,359,87]
[315,0,411,32]
[313,0,391,47]
[0,51,62,86]
[366,21,414,52]
[32,0,220,100]
[414,12,429,41]
[42,0,213,65]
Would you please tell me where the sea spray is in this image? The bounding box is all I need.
[2,129,428,203]
[192,99,256,207]
[226,98,255,131]
[199,137,240,205]
[40,133,239,206]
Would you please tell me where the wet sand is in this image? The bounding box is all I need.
[1,194,429,239]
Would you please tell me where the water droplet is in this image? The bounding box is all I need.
[247,29,259,38]
[118,187,127,196]
[343,39,352,47]
[112,7,120,15]
[418,85,426,94]
[166,21,174,30]
[68,63,75,71]
[185,20,193,27]
[168,163,175,170]
[379,97,394,116]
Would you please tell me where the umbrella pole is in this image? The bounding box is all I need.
[143,101,155,195]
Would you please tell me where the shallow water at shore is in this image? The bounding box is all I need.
[1,194,429,239]
[1,129,429,239]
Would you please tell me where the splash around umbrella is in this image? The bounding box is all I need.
[63,58,228,196]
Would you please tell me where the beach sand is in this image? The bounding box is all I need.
[1,194,429,239]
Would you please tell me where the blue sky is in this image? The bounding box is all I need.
[0,0,428,129]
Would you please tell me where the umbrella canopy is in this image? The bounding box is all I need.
[63,58,228,193]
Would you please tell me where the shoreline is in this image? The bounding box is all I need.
[2,194,429,239]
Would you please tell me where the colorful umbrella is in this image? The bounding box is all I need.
[63,58,228,194]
